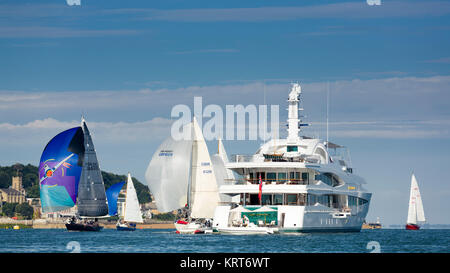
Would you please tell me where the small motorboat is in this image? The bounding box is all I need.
[217,223,279,235]
[174,220,210,234]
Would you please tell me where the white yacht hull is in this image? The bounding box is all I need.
[213,204,370,233]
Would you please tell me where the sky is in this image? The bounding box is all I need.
[1,0,450,226]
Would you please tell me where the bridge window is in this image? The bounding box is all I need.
[287,146,298,152]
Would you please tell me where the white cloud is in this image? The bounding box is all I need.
[124,1,450,22]
[0,117,173,145]
[1,75,450,141]
[0,26,140,38]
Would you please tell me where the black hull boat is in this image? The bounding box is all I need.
[65,222,103,232]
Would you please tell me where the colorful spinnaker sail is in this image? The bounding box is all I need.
[39,127,85,213]
[106,181,126,216]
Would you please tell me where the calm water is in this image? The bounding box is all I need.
[0,229,449,253]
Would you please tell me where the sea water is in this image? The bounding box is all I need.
[0,229,449,253]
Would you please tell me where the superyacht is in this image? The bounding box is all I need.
[213,83,372,233]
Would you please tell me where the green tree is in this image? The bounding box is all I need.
[27,183,40,198]
[0,171,10,189]
[22,173,38,189]
[15,203,34,219]
[2,203,17,217]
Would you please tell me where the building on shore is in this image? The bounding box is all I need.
[0,176,26,204]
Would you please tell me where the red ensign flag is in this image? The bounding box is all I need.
[258,174,263,203]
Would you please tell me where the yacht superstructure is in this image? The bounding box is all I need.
[212,83,372,232]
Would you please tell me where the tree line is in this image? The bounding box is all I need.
[0,163,152,203]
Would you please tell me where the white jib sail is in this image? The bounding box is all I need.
[124,173,143,223]
[212,138,238,203]
[218,138,235,180]
[413,174,426,222]
[145,128,193,213]
[189,117,220,219]
[407,174,426,224]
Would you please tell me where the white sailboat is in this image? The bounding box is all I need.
[145,117,220,234]
[406,173,426,230]
[117,173,144,231]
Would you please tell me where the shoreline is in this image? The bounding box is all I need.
[0,219,175,229]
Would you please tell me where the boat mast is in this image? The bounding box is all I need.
[287,83,302,143]
[123,173,128,223]
[326,81,329,147]
[186,119,194,218]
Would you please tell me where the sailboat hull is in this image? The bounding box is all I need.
[116,222,137,231]
[116,225,136,231]
[405,224,420,230]
[174,220,206,234]
[65,222,103,232]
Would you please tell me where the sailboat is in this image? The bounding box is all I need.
[145,117,220,234]
[116,173,144,231]
[406,173,426,230]
[39,117,109,231]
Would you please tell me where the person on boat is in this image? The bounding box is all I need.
[243,215,249,227]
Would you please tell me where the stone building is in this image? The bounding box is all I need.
[0,176,26,204]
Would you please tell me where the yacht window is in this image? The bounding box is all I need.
[273,194,283,205]
[315,173,340,187]
[262,194,272,205]
[249,194,260,205]
[256,172,265,182]
[307,194,316,206]
[358,198,368,206]
[301,172,309,184]
[348,196,357,207]
[286,194,298,205]
[277,172,287,182]
[287,146,298,152]
[267,172,276,182]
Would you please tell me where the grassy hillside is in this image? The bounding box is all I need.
[0,163,151,204]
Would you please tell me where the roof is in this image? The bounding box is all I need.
[0,188,23,195]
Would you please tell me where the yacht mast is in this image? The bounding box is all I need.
[287,83,302,143]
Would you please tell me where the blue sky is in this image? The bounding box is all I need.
[1,0,450,226]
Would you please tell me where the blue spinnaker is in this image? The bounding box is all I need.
[106,181,125,216]
[39,127,85,213]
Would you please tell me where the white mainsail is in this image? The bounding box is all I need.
[145,131,193,213]
[124,173,143,223]
[189,117,220,219]
[407,174,426,224]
